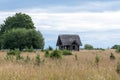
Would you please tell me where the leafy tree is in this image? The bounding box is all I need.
[84,44,93,50]
[0,13,44,50]
[2,28,44,50]
[48,46,53,50]
[0,13,35,34]
[116,46,120,53]
[111,45,120,49]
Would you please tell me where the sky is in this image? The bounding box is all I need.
[0,0,120,49]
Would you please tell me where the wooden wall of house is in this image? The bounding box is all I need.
[70,45,79,51]
[59,45,79,51]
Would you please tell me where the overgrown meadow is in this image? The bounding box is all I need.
[0,49,120,80]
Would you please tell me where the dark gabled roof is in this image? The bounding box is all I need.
[56,34,82,46]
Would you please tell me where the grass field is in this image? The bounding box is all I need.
[0,49,120,80]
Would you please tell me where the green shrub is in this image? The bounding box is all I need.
[41,49,45,52]
[116,46,120,53]
[24,46,29,51]
[7,50,15,55]
[110,53,115,60]
[44,50,50,57]
[62,50,72,55]
[29,46,34,52]
[95,48,105,51]
[95,54,100,65]
[6,49,22,60]
[16,52,23,60]
[84,44,93,50]
[112,45,120,49]
[7,49,21,55]
[35,54,41,65]
[24,55,30,62]
[48,46,53,50]
[5,55,14,61]
[24,46,35,52]
[50,50,62,59]
[116,60,120,74]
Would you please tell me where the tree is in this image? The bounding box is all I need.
[0,13,44,50]
[0,13,35,34]
[84,44,93,50]
[111,45,120,49]
[116,46,120,53]
[2,28,44,50]
[48,46,53,50]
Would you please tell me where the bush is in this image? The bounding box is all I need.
[24,46,35,52]
[112,45,120,49]
[95,48,105,51]
[44,50,50,57]
[110,53,115,60]
[5,55,14,61]
[62,50,72,55]
[7,49,21,55]
[50,50,62,59]
[95,54,100,65]
[24,55,30,62]
[84,44,93,50]
[6,49,23,60]
[16,53,23,60]
[116,46,120,53]
[116,60,120,74]
[7,50,15,55]
[35,54,41,65]
[48,46,53,51]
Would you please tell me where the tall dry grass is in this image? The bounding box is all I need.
[0,49,119,80]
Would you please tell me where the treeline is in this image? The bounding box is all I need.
[84,44,105,50]
[84,44,120,51]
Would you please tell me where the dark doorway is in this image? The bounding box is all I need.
[73,46,75,50]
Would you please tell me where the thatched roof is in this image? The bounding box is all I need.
[56,34,82,46]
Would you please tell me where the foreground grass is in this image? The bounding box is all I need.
[0,50,119,80]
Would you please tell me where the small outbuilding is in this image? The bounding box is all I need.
[56,34,82,51]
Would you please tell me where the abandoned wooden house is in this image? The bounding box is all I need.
[56,34,82,51]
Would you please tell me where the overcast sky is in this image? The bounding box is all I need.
[0,0,120,49]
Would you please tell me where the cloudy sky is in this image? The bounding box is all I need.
[0,0,120,49]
